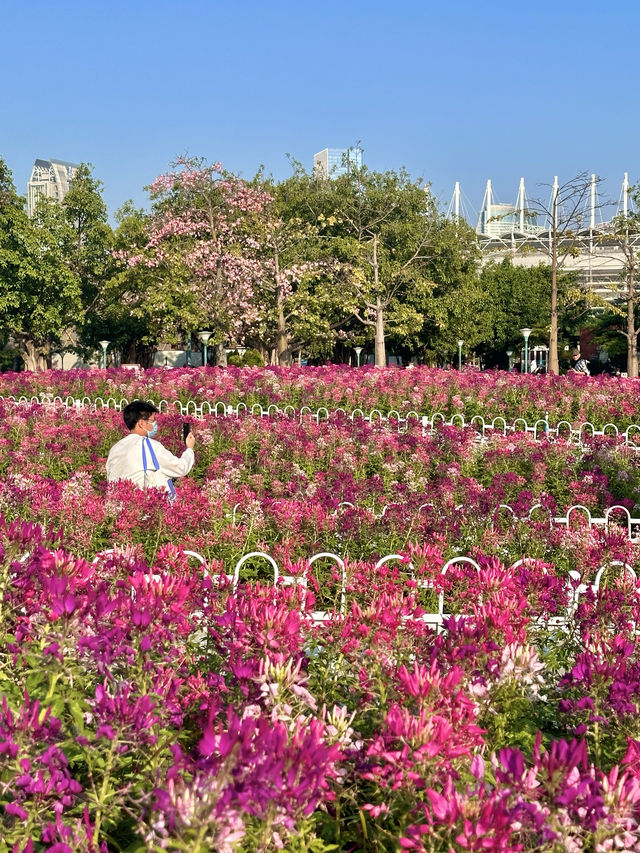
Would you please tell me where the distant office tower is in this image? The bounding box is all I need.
[27,158,79,216]
[313,147,362,179]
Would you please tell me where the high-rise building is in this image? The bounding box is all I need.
[27,158,79,216]
[313,147,362,179]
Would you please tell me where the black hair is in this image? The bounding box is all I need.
[122,400,159,431]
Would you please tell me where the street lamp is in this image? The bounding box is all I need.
[457,339,464,371]
[520,329,532,374]
[198,331,212,367]
[99,340,110,370]
[506,349,513,373]
[186,333,192,367]
[354,346,363,367]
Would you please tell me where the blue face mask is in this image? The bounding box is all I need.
[147,421,158,438]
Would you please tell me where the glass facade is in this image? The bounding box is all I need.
[313,147,363,179]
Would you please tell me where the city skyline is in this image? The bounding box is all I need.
[26,158,79,217]
[2,0,638,221]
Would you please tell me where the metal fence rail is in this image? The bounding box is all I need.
[2,393,640,450]
[226,501,640,542]
[85,547,638,631]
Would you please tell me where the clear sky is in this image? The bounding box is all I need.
[2,0,637,222]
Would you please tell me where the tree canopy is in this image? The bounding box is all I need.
[1,152,634,371]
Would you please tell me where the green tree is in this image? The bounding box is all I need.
[476,261,553,366]
[330,166,439,367]
[589,196,640,377]
[475,260,586,369]
[288,163,472,367]
[0,158,81,371]
[58,164,115,360]
[527,173,604,374]
[250,171,354,365]
[404,217,481,364]
[84,202,158,365]
[126,156,273,366]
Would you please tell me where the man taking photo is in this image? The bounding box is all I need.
[106,400,195,497]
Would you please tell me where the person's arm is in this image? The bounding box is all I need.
[153,439,195,479]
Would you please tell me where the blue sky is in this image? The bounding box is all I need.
[2,0,637,222]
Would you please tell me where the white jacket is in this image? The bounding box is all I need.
[106,434,194,491]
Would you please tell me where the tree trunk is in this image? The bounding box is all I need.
[21,340,48,372]
[627,255,638,378]
[214,343,227,367]
[273,246,292,366]
[276,303,292,365]
[374,297,386,368]
[372,236,386,368]
[548,197,559,375]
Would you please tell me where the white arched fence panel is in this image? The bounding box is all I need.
[233,551,279,590]
[470,415,486,434]
[308,552,346,623]
[5,393,640,450]
[493,505,517,528]
[373,553,425,601]
[578,422,597,442]
[533,418,549,438]
[528,503,554,529]
[419,556,483,631]
[556,420,574,440]
[332,501,356,517]
[563,505,593,529]
[593,561,637,592]
[491,416,508,435]
[182,549,206,566]
[604,505,634,539]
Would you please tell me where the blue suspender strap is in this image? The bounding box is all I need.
[142,438,176,500]
[144,438,160,470]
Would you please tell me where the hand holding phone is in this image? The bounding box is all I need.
[182,422,191,442]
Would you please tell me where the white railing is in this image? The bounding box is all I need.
[87,547,639,631]
[2,393,640,448]
[226,501,640,542]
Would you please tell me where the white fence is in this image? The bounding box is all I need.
[88,547,637,632]
[226,501,640,542]
[2,393,640,450]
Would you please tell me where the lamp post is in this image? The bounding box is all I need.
[186,333,192,367]
[354,346,363,367]
[506,349,513,373]
[99,340,110,370]
[457,339,464,371]
[520,328,532,373]
[198,331,212,367]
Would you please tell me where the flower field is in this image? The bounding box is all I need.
[2,364,640,427]
[4,367,640,851]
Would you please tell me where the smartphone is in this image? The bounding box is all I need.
[182,422,191,441]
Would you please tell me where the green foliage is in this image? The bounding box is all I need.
[85,202,161,362]
[0,158,83,370]
[584,308,633,363]
[242,347,265,366]
[474,259,586,367]
[268,162,480,365]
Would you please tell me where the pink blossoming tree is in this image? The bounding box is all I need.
[129,156,273,365]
